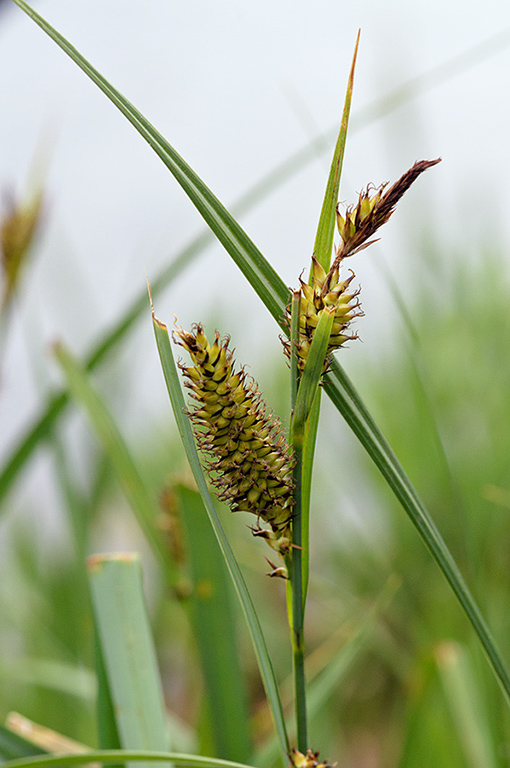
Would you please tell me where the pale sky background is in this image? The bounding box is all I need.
[1,0,510,528]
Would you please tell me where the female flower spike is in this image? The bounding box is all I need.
[282,257,362,373]
[174,323,294,564]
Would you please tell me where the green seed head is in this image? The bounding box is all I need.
[174,323,294,557]
[283,256,363,373]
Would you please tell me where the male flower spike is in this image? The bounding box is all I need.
[284,158,441,373]
[174,323,294,567]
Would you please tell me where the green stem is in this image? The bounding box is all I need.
[290,446,307,751]
[289,294,308,750]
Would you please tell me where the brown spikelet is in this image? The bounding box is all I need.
[335,158,441,261]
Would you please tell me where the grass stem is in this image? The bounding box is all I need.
[289,294,308,750]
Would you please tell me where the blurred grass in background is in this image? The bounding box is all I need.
[2,217,510,766]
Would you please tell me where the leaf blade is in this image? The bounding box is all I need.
[312,31,360,270]
[88,555,171,768]
[151,312,289,767]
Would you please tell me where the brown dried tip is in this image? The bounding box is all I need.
[335,158,441,263]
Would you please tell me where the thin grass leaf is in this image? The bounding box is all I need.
[312,31,359,271]
[88,555,171,768]
[291,308,335,444]
[436,642,498,768]
[94,629,123,762]
[299,396,320,603]
[0,751,256,768]
[0,657,95,700]
[53,343,172,578]
[323,358,510,704]
[174,484,252,764]
[151,309,289,768]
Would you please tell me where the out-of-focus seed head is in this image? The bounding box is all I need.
[0,189,44,313]
[174,323,294,563]
[289,748,335,768]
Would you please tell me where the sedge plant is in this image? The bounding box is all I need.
[4,4,510,768]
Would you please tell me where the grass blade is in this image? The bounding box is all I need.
[151,309,289,767]
[0,751,256,768]
[94,628,123,758]
[174,484,252,763]
[323,358,510,704]
[88,554,171,768]
[291,308,335,444]
[312,31,359,271]
[53,343,171,577]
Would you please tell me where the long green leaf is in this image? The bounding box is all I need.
[0,752,255,768]
[323,359,510,703]
[54,343,171,577]
[291,308,335,443]
[88,555,171,768]
[94,628,123,760]
[312,31,359,270]
[151,311,289,768]
[175,484,252,763]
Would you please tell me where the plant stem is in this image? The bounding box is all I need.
[290,446,307,751]
[289,294,308,750]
